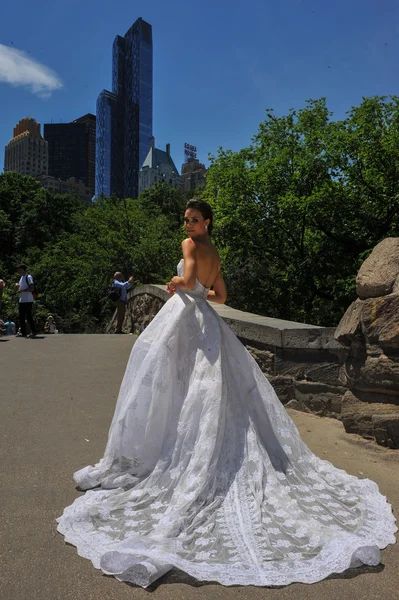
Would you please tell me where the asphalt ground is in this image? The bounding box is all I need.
[0,334,397,600]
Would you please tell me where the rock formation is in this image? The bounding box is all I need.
[335,237,399,448]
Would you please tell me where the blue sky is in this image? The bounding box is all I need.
[1,0,398,173]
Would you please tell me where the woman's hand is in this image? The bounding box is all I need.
[166,281,177,296]
[166,276,183,296]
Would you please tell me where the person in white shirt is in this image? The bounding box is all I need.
[15,264,37,338]
[0,278,5,311]
[113,272,133,334]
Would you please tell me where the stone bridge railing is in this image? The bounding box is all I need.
[108,284,348,420]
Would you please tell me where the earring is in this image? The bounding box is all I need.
[205,225,208,232]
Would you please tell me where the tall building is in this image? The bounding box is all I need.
[44,113,96,197]
[4,117,48,177]
[139,137,181,193]
[73,114,96,196]
[181,157,207,193]
[96,17,153,199]
[96,90,118,197]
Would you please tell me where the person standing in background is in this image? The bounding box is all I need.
[113,272,133,334]
[15,264,37,339]
[0,278,5,313]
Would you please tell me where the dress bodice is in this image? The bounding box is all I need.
[177,259,210,300]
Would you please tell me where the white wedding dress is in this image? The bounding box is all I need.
[57,260,397,587]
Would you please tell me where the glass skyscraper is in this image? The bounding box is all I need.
[96,91,117,198]
[95,17,153,199]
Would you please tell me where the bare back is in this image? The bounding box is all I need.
[190,238,221,289]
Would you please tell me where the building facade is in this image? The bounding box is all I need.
[73,114,96,196]
[95,17,153,199]
[181,157,207,193]
[4,117,48,177]
[44,113,96,198]
[36,174,92,205]
[139,138,181,193]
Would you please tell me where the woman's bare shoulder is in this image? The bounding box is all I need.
[182,238,196,255]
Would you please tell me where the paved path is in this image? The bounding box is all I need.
[0,334,397,600]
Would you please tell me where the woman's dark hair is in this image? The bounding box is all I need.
[186,199,213,235]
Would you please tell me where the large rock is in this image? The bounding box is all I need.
[334,299,363,346]
[356,237,399,299]
[335,294,399,349]
[361,293,399,348]
[335,238,399,448]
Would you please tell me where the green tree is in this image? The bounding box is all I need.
[204,96,399,325]
[0,171,83,265]
[139,182,187,227]
[30,195,183,332]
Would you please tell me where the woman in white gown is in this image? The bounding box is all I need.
[57,200,396,588]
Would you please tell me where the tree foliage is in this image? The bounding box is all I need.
[0,177,184,331]
[203,96,399,325]
[1,97,399,331]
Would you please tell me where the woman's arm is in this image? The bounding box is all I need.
[171,239,197,290]
[207,270,227,304]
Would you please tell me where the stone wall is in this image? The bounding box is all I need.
[106,285,168,335]
[236,328,347,419]
[108,284,348,421]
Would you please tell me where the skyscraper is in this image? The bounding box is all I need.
[96,17,153,199]
[73,114,97,196]
[4,117,48,177]
[96,91,118,197]
[44,114,96,198]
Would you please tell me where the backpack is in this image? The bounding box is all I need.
[25,273,38,300]
[108,283,122,302]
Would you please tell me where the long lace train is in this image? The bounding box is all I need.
[57,263,397,587]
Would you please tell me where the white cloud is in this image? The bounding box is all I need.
[0,44,63,98]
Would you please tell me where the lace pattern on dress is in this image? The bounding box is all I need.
[57,262,397,587]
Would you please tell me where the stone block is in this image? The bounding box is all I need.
[275,348,343,386]
[351,352,399,395]
[293,381,345,417]
[268,375,295,405]
[285,399,312,413]
[224,319,282,348]
[129,294,165,334]
[246,346,275,375]
[343,388,399,406]
[281,328,325,350]
[341,390,399,448]
[372,414,399,449]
